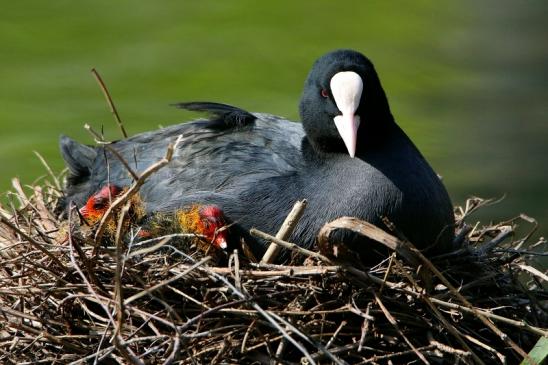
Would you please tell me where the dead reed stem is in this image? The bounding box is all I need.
[91,68,128,138]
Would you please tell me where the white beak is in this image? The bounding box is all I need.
[330,71,363,158]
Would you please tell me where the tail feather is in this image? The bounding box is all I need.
[172,102,256,128]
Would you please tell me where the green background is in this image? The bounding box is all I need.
[1,1,547,239]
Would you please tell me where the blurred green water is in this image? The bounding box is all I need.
[1,1,547,240]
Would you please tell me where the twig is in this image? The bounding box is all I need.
[68,204,106,293]
[347,302,375,321]
[250,228,401,288]
[428,297,547,337]
[428,338,471,358]
[11,178,30,208]
[0,214,66,271]
[359,344,437,364]
[84,124,139,181]
[455,196,505,223]
[463,334,506,364]
[379,252,396,294]
[68,336,172,365]
[372,291,430,364]
[228,250,242,291]
[261,199,307,264]
[270,312,346,365]
[496,213,538,250]
[496,248,548,256]
[114,201,131,337]
[317,217,421,267]
[319,217,548,342]
[124,256,210,305]
[453,224,472,246]
[67,208,119,360]
[33,151,61,192]
[251,228,330,263]
[241,319,257,354]
[91,68,128,138]
[517,264,548,282]
[127,233,202,258]
[32,186,57,233]
[103,145,140,181]
[113,334,144,365]
[166,263,341,278]
[84,123,109,143]
[6,321,85,354]
[397,230,536,362]
[0,305,65,328]
[162,334,180,365]
[357,303,372,352]
[393,259,484,365]
[259,200,307,363]
[182,253,334,365]
[94,135,183,243]
[274,324,288,362]
[476,225,513,255]
[326,320,347,349]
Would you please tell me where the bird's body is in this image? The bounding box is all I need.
[60,50,455,262]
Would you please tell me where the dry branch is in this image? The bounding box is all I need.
[251,227,330,262]
[318,216,421,267]
[93,135,183,242]
[261,199,307,264]
[84,123,139,180]
[91,68,128,138]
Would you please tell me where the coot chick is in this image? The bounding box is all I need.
[143,204,230,251]
[79,184,231,250]
[78,184,146,237]
[79,184,124,225]
[60,49,455,262]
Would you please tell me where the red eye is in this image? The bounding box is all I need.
[321,89,329,98]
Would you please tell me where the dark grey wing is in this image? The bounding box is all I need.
[60,103,304,212]
[60,119,214,209]
[139,112,305,211]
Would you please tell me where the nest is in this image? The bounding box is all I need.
[0,167,547,365]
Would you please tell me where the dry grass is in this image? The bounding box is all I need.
[0,168,546,364]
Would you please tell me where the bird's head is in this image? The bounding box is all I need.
[196,205,229,250]
[79,184,123,224]
[178,205,229,250]
[299,49,393,157]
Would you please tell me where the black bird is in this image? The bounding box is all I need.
[59,49,455,262]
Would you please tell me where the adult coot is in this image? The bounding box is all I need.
[60,49,455,261]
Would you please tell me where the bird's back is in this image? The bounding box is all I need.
[60,109,304,212]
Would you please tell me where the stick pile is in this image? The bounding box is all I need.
[0,166,546,364]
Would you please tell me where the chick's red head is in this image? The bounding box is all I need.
[80,184,123,222]
[196,205,229,250]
